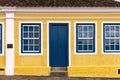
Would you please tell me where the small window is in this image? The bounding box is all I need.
[0,24,2,54]
[103,23,120,52]
[21,23,41,54]
[76,23,95,53]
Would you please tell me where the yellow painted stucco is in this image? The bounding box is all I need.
[0,13,6,75]
[14,13,120,77]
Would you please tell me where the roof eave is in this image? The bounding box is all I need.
[0,7,120,13]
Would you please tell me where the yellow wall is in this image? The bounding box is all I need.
[14,13,120,77]
[0,13,6,75]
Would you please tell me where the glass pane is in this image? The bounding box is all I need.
[24,33,28,38]
[105,32,109,37]
[111,26,114,31]
[84,40,87,44]
[116,32,119,37]
[110,45,114,50]
[34,46,39,51]
[78,26,82,31]
[105,26,109,31]
[84,32,87,37]
[78,45,82,50]
[88,40,93,44]
[24,26,28,31]
[34,33,39,38]
[83,45,87,50]
[24,46,28,51]
[115,39,119,44]
[105,45,109,50]
[84,26,87,31]
[110,32,114,37]
[115,45,119,50]
[34,26,39,31]
[89,32,93,37]
[29,39,33,44]
[29,33,33,38]
[29,26,33,31]
[29,46,33,50]
[78,32,82,38]
[24,40,28,44]
[35,39,39,44]
[88,26,93,31]
[116,26,119,31]
[88,45,93,50]
[110,39,114,44]
[105,39,109,44]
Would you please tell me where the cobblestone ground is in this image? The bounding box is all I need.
[0,76,120,80]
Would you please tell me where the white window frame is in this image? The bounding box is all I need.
[102,22,120,54]
[74,22,97,55]
[19,22,43,55]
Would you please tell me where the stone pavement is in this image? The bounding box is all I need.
[0,76,120,80]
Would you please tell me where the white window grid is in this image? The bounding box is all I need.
[22,25,40,52]
[77,25,94,52]
[104,25,120,51]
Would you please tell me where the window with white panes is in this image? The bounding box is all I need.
[21,23,41,53]
[76,23,95,53]
[103,23,120,52]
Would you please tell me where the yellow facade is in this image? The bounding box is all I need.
[0,13,6,75]
[13,13,120,77]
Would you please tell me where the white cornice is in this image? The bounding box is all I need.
[0,7,120,13]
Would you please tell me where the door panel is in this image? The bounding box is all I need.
[49,23,69,67]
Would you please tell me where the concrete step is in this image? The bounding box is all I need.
[50,71,68,77]
[51,67,67,72]
[51,67,68,77]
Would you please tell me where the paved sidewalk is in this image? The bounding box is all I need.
[0,76,120,80]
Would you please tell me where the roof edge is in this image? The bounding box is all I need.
[0,7,120,13]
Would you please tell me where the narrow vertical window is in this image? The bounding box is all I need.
[0,24,2,53]
[76,23,95,53]
[21,23,41,54]
[103,23,120,52]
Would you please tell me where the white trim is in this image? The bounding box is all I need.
[47,21,71,67]
[1,7,120,13]
[102,22,120,54]
[74,22,97,55]
[19,22,43,56]
[0,23,4,56]
[6,13,14,75]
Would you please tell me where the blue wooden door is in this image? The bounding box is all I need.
[49,23,69,67]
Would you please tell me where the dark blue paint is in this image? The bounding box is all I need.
[76,23,95,53]
[0,24,2,54]
[103,23,120,53]
[49,23,69,67]
[21,23,41,53]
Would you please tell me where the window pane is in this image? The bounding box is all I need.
[78,32,82,38]
[105,26,109,31]
[89,32,93,37]
[29,46,33,50]
[29,39,33,44]
[110,45,114,50]
[110,39,114,44]
[88,26,93,31]
[105,32,109,37]
[88,45,93,50]
[105,45,109,50]
[29,26,33,31]
[35,39,39,44]
[24,26,28,31]
[29,33,33,38]
[34,46,39,51]
[83,45,87,50]
[84,26,87,31]
[34,33,39,38]
[24,40,28,44]
[116,26,119,31]
[111,26,114,31]
[24,33,28,38]
[115,45,119,50]
[24,46,28,51]
[105,39,109,44]
[78,45,82,50]
[34,26,39,31]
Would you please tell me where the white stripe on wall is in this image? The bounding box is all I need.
[6,13,14,75]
